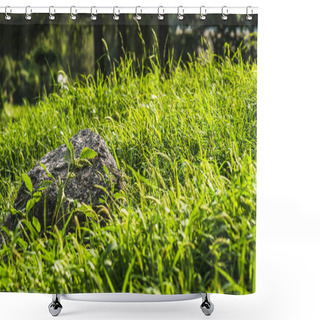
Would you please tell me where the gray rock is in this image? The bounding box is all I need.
[4,129,122,233]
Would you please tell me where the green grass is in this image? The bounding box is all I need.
[0,45,257,295]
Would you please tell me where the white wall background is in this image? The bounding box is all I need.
[1,0,320,319]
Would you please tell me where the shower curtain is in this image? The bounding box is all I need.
[0,8,257,296]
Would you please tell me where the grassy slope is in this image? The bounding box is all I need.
[0,48,257,294]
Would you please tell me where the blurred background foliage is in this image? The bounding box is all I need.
[0,14,257,106]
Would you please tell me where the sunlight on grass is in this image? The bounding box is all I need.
[0,44,257,295]
[1,103,27,121]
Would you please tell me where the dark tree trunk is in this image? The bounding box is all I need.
[118,18,127,60]
[94,24,105,76]
[159,23,170,74]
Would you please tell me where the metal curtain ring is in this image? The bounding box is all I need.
[49,6,55,21]
[221,6,228,20]
[70,6,77,21]
[25,6,32,20]
[5,6,12,21]
[200,6,207,20]
[90,6,97,21]
[177,6,184,20]
[246,6,253,21]
[135,6,142,20]
[113,6,120,20]
[158,6,164,20]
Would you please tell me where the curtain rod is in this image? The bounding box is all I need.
[0,6,259,16]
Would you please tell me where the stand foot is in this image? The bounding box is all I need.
[200,293,214,316]
[48,294,63,317]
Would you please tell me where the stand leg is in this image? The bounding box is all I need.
[200,293,214,316]
[48,294,63,317]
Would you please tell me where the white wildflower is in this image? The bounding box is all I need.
[57,73,68,89]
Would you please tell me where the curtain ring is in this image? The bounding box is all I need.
[200,6,207,20]
[177,6,184,20]
[113,6,120,20]
[135,6,142,20]
[90,6,97,21]
[157,6,164,20]
[4,6,12,21]
[246,6,253,21]
[70,6,77,21]
[49,6,55,21]
[221,6,228,20]
[25,6,32,20]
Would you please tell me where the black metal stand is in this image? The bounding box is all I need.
[200,293,214,316]
[48,293,214,317]
[48,294,63,317]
